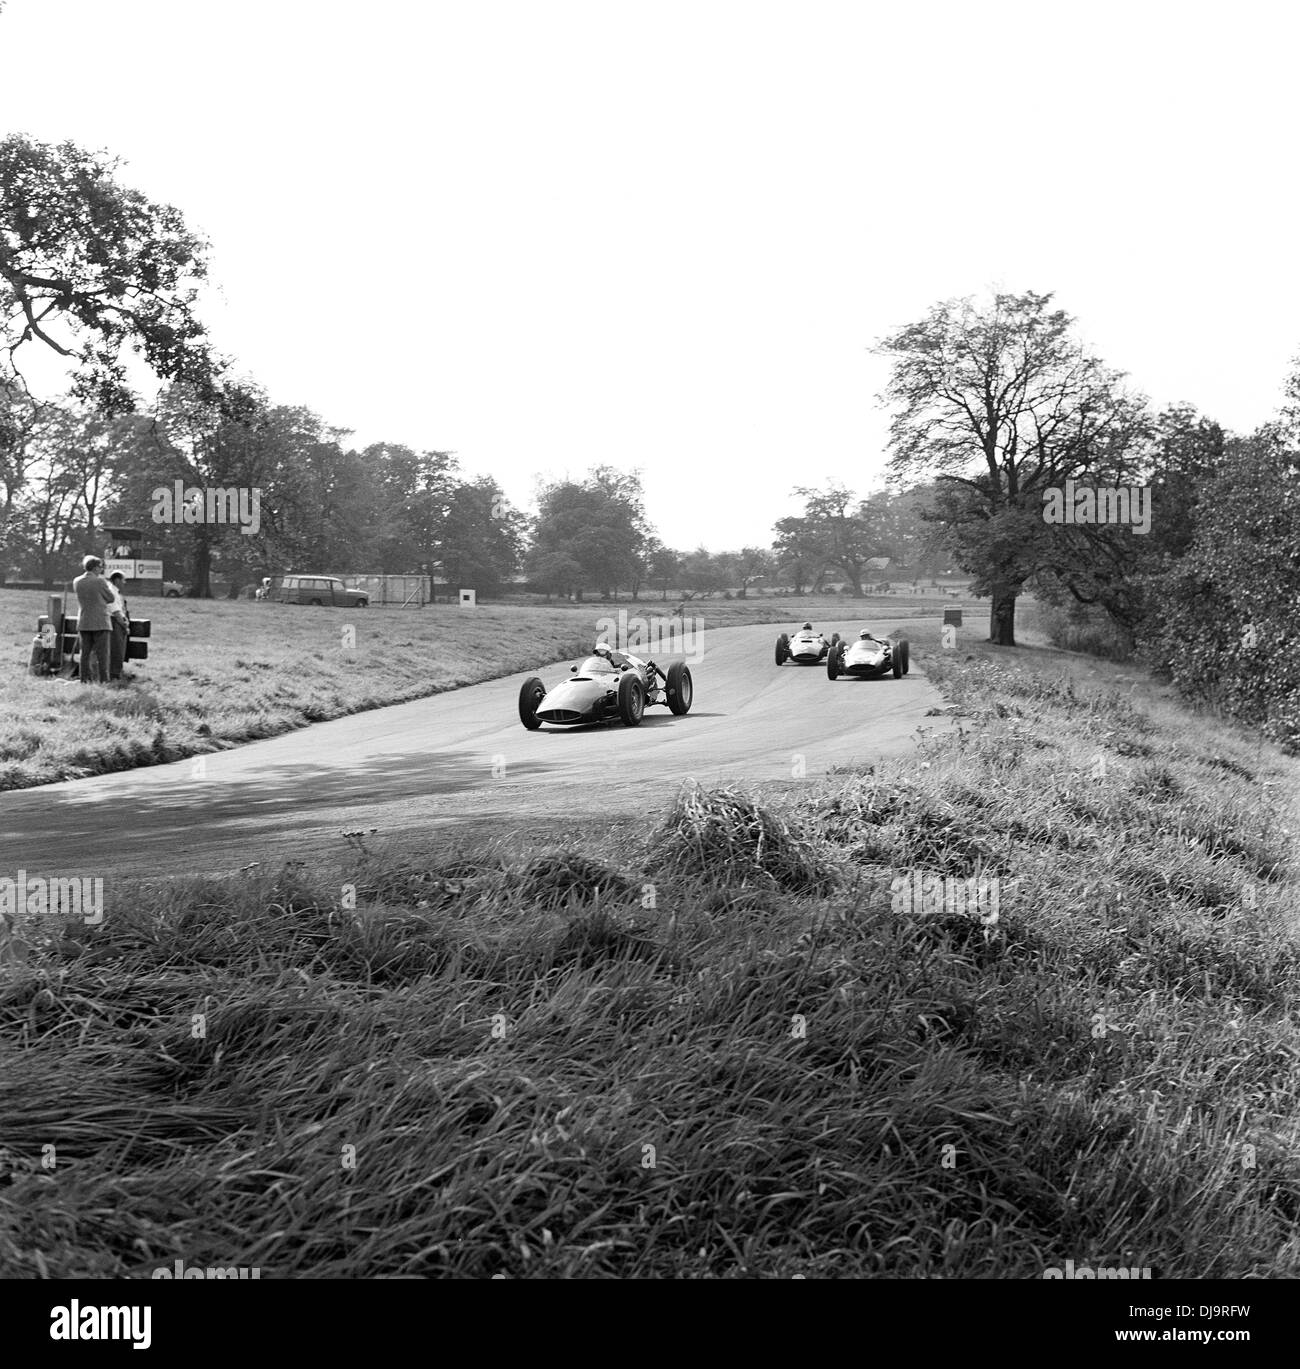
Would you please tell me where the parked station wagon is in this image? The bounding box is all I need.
[272,575,369,607]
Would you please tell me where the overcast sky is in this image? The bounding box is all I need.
[2,0,1297,550]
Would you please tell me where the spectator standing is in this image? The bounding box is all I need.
[107,571,131,682]
[72,555,115,684]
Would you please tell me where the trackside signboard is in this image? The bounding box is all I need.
[104,559,163,579]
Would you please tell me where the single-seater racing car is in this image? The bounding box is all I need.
[775,622,840,666]
[827,629,910,680]
[518,643,693,729]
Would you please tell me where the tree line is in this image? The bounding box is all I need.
[0,370,952,600]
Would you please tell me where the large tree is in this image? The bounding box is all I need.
[677,546,729,598]
[642,538,679,601]
[728,545,772,597]
[876,290,1147,644]
[0,135,222,413]
[790,485,876,595]
[113,383,278,596]
[526,467,650,599]
[434,477,525,595]
[771,514,820,595]
[360,443,459,579]
[3,400,146,583]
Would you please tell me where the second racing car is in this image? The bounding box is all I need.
[775,623,840,666]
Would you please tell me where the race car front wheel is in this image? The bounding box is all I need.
[897,638,910,675]
[775,633,789,666]
[827,645,842,681]
[519,676,546,730]
[666,661,693,715]
[618,672,645,726]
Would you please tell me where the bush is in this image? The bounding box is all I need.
[1137,435,1300,753]
[1034,601,1133,660]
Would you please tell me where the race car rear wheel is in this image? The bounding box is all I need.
[617,672,645,725]
[666,661,693,715]
[775,633,789,666]
[519,676,546,730]
[897,638,910,675]
[827,645,841,681]
[892,648,903,678]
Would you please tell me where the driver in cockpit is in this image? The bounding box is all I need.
[594,641,654,690]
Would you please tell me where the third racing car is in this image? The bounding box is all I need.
[826,629,910,680]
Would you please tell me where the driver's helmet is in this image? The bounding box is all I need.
[802,622,813,631]
[593,642,613,659]
[859,629,872,639]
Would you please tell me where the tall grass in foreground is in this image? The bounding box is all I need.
[2,653,1298,1277]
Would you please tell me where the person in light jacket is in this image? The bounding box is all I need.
[106,570,131,682]
[72,555,115,684]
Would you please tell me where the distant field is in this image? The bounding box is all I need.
[0,589,985,791]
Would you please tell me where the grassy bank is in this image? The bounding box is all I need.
[1,590,978,791]
[2,646,1297,1277]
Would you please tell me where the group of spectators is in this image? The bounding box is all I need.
[71,555,132,684]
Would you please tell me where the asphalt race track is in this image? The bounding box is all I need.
[1,619,955,881]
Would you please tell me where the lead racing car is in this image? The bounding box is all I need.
[518,643,693,729]
[775,623,840,666]
[827,629,910,681]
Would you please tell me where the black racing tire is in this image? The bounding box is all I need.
[518,676,546,730]
[827,645,841,681]
[898,638,910,675]
[775,633,790,666]
[618,671,645,725]
[892,647,903,678]
[666,661,693,715]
